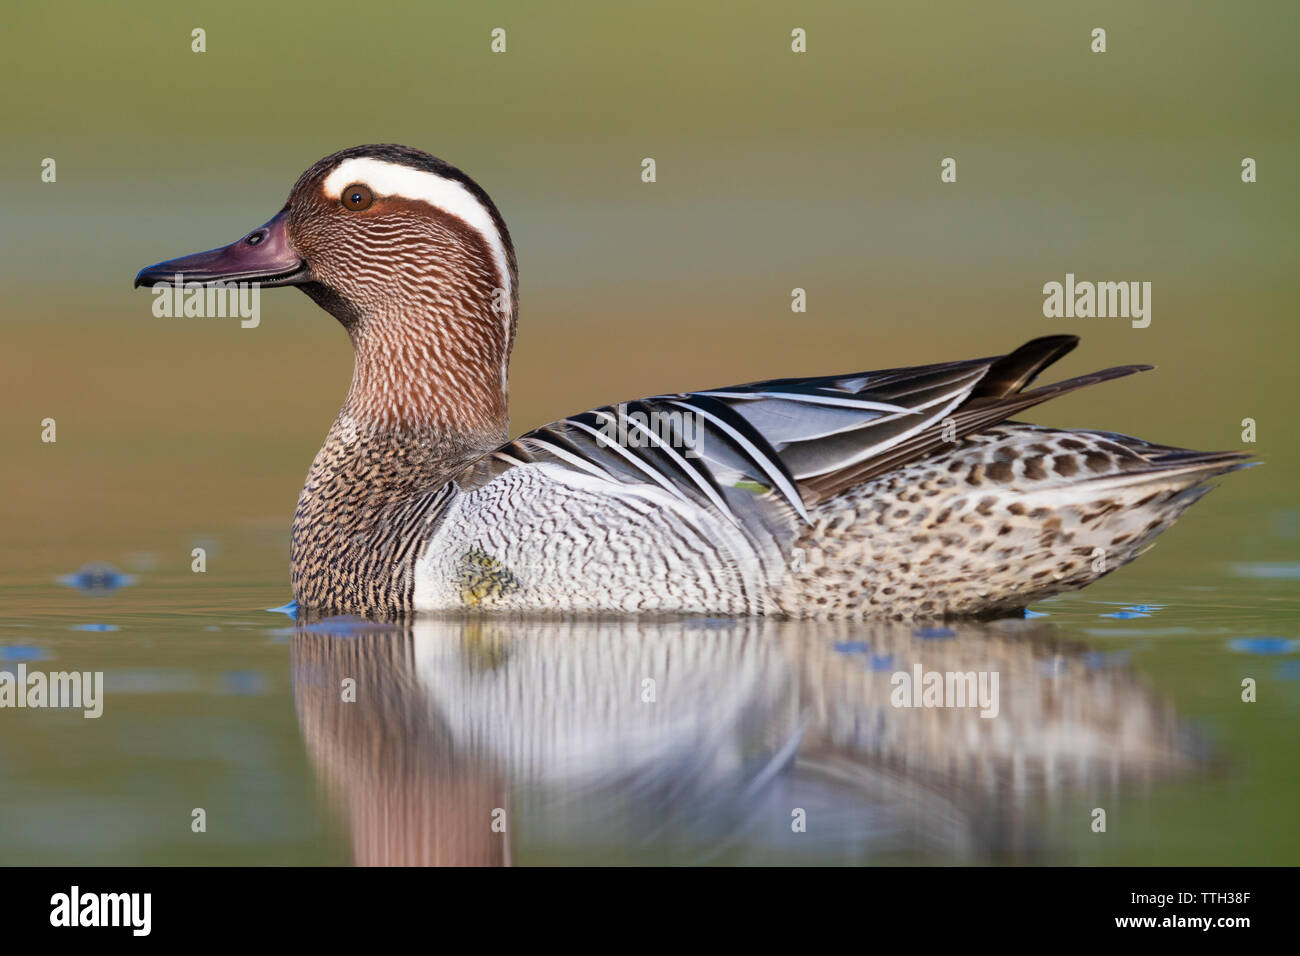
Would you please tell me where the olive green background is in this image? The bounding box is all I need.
[1,1,1296,864]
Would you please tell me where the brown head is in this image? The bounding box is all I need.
[135,144,519,441]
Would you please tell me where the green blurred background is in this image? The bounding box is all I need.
[3,0,1296,563]
[0,1,1296,864]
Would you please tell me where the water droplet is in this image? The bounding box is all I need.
[0,645,48,662]
[1227,637,1295,655]
[912,627,955,639]
[56,562,135,594]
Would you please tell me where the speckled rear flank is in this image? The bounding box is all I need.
[781,424,1244,619]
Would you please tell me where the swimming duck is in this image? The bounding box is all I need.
[135,144,1247,618]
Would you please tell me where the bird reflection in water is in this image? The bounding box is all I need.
[289,613,1197,865]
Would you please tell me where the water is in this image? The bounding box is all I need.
[1,554,1296,865]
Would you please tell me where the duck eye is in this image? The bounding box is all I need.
[341,183,373,211]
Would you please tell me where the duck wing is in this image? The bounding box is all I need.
[467,335,1152,523]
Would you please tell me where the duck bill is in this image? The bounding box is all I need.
[133,207,312,289]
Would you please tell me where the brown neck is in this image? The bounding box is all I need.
[344,302,510,440]
[290,290,512,613]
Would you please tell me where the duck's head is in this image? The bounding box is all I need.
[135,144,518,438]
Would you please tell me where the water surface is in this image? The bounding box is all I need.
[1,545,1295,865]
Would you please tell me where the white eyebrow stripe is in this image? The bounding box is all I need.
[322,156,514,387]
[322,156,513,314]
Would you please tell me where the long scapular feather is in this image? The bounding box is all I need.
[484,335,1166,524]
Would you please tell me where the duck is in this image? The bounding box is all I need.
[135,144,1248,619]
